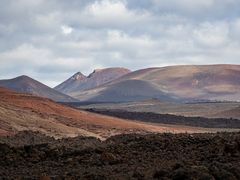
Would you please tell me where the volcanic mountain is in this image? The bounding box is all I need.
[54,67,131,94]
[0,87,218,138]
[0,75,78,102]
[70,64,240,102]
[71,79,178,102]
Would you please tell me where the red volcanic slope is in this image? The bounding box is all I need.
[0,87,217,138]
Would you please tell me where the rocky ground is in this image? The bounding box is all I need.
[0,131,240,179]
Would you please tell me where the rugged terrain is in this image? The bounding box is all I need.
[0,75,77,102]
[70,65,240,102]
[0,131,240,179]
[1,64,240,179]
[55,67,131,94]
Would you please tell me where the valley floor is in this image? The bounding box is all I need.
[77,101,240,120]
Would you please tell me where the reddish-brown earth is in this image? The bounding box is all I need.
[0,87,223,139]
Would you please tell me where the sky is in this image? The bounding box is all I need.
[0,0,240,87]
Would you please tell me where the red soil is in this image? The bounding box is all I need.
[0,87,224,138]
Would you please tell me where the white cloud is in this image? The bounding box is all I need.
[0,44,97,86]
[152,0,215,11]
[58,41,102,51]
[61,25,73,35]
[107,30,155,49]
[87,0,128,18]
[34,12,61,32]
[193,22,230,48]
[0,0,240,86]
[0,44,52,64]
[230,18,240,40]
[73,0,151,28]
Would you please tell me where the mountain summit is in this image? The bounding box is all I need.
[71,72,86,80]
[54,67,131,94]
[0,75,78,102]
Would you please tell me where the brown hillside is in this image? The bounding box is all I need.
[0,75,78,102]
[55,67,131,93]
[72,65,240,102]
[0,88,221,139]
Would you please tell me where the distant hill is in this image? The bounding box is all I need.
[0,75,78,102]
[118,64,240,101]
[70,64,240,102]
[54,67,131,94]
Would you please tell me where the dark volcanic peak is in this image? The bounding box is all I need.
[54,67,131,94]
[0,75,78,102]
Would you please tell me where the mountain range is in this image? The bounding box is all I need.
[0,65,239,103]
[54,67,131,93]
[69,64,240,102]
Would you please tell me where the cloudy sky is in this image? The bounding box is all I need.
[0,0,240,87]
